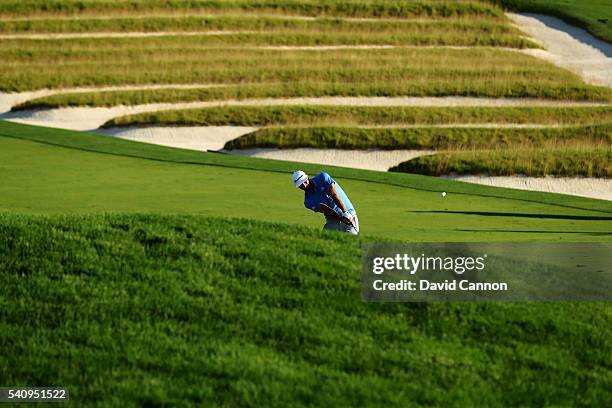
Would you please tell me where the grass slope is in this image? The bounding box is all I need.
[0,19,534,49]
[0,0,504,19]
[18,79,612,111]
[101,105,612,127]
[392,145,612,177]
[5,47,605,99]
[1,213,611,407]
[0,15,519,35]
[0,120,611,242]
[222,124,612,151]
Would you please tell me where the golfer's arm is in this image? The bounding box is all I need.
[328,184,348,214]
[317,203,340,219]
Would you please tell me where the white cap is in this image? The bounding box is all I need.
[292,170,308,188]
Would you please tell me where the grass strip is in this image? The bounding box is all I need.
[101,105,612,127]
[0,0,504,19]
[0,35,539,63]
[3,47,604,99]
[0,41,544,64]
[23,83,612,112]
[13,77,607,103]
[222,124,612,150]
[391,145,612,177]
[0,30,535,49]
[0,15,518,35]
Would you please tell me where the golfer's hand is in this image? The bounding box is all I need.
[340,213,354,227]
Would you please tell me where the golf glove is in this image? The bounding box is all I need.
[343,212,355,225]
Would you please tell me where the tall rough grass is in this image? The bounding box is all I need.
[100,105,612,127]
[0,0,504,19]
[391,144,612,177]
[222,124,612,150]
[3,47,607,100]
[0,16,520,35]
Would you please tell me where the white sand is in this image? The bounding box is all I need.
[0,83,223,114]
[224,148,434,171]
[97,126,257,151]
[0,90,61,114]
[1,96,605,131]
[448,175,612,201]
[508,13,612,88]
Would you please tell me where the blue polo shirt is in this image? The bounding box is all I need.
[304,172,355,216]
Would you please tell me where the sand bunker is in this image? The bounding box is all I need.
[508,13,612,88]
[97,125,257,151]
[0,90,61,114]
[1,96,604,131]
[0,84,223,114]
[224,148,434,171]
[448,175,612,201]
[98,127,433,172]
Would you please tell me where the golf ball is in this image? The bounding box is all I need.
[441,191,447,197]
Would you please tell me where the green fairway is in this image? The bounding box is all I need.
[1,121,610,242]
[1,213,611,407]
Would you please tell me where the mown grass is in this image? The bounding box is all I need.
[495,0,612,43]
[0,0,504,19]
[2,120,611,236]
[1,213,611,406]
[102,105,612,127]
[391,144,612,177]
[222,124,612,150]
[4,45,607,99]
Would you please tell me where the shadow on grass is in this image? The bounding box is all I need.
[412,210,612,221]
[456,229,611,236]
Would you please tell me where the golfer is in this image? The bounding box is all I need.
[292,170,359,235]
